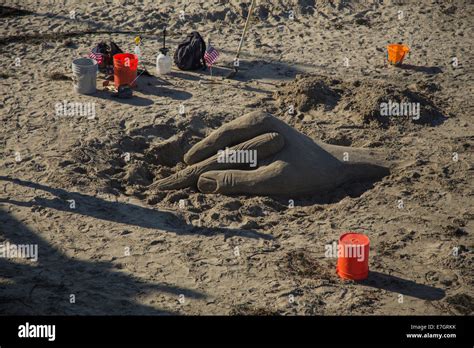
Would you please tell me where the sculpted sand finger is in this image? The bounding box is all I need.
[156,132,285,190]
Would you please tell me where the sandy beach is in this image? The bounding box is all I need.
[0,0,472,315]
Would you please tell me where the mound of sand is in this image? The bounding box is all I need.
[275,74,446,128]
[339,80,446,127]
[274,74,342,112]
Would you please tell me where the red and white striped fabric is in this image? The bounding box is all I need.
[204,44,219,66]
[89,52,104,65]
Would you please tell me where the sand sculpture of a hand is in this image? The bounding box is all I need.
[156,111,390,196]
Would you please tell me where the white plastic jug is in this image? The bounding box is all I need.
[156,51,171,75]
[156,27,171,75]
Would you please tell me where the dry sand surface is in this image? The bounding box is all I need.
[0,0,473,315]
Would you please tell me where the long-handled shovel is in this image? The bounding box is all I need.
[226,0,256,79]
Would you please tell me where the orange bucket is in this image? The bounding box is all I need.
[336,232,370,280]
[387,44,409,65]
[113,53,138,88]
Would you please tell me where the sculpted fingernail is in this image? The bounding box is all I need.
[198,175,217,193]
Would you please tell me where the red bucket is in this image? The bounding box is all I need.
[336,232,370,280]
[113,53,138,88]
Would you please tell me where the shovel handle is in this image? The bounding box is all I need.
[235,0,256,60]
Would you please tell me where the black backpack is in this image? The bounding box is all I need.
[110,42,123,58]
[173,32,207,70]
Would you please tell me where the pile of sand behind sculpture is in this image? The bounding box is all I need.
[338,80,446,127]
[275,74,446,127]
[274,74,343,112]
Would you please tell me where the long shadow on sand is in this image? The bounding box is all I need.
[138,83,193,100]
[399,64,443,75]
[0,176,271,240]
[0,207,206,315]
[362,271,445,301]
[93,89,154,107]
[207,60,305,82]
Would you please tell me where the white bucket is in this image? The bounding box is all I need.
[72,58,98,94]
